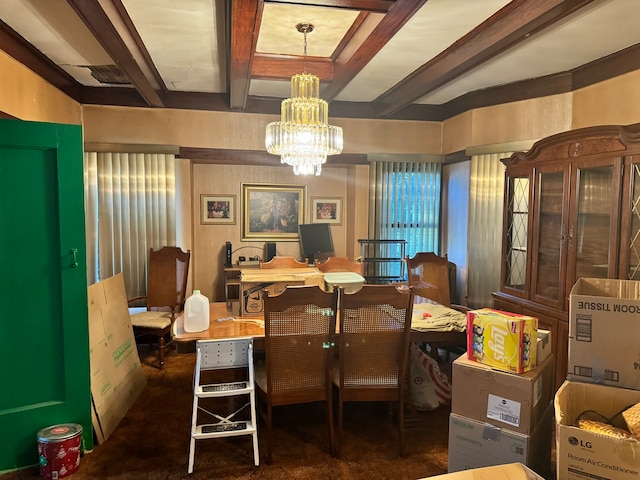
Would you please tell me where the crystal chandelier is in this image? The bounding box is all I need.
[265,23,343,176]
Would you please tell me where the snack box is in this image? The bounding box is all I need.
[467,308,538,373]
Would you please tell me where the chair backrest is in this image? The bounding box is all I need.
[404,252,451,306]
[338,284,414,392]
[262,285,338,404]
[314,256,364,275]
[260,256,308,269]
[146,246,191,312]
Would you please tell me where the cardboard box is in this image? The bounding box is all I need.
[420,463,545,480]
[87,273,146,444]
[536,329,551,366]
[452,354,554,435]
[448,403,552,476]
[568,278,640,390]
[555,380,640,480]
[467,308,537,373]
[240,268,323,316]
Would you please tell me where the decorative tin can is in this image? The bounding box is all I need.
[37,423,83,480]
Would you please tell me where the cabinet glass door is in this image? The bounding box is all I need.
[503,174,530,296]
[625,160,640,280]
[570,163,618,284]
[531,166,569,308]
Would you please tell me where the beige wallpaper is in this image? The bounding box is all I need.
[82,105,443,155]
[0,51,82,124]
[190,162,368,301]
[5,46,640,304]
[572,70,640,129]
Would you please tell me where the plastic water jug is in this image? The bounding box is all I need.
[184,290,210,333]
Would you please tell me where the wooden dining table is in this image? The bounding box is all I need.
[172,300,467,352]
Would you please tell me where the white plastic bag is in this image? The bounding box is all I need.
[410,343,452,411]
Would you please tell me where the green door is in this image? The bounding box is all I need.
[0,119,92,472]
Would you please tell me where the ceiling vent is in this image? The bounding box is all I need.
[86,65,130,85]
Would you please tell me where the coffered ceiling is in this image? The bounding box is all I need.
[0,0,638,122]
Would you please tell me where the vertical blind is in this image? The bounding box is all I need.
[84,152,176,299]
[369,160,441,277]
[466,152,509,308]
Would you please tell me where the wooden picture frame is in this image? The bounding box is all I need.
[201,194,236,225]
[241,183,307,241]
[311,197,342,225]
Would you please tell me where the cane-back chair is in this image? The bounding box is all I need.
[128,246,190,369]
[255,285,338,464]
[334,284,415,457]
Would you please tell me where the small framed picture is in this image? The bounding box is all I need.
[201,194,236,225]
[311,197,342,225]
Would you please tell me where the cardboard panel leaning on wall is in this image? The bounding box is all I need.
[87,273,146,444]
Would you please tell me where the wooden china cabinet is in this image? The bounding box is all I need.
[492,124,640,391]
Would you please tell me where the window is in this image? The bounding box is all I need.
[370,160,441,271]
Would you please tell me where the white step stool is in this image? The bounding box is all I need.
[188,338,259,473]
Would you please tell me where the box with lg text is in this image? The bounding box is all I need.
[554,380,640,480]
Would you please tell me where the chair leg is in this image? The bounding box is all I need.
[326,396,336,457]
[398,397,406,457]
[336,394,344,457]
[265,404,273,465]
[158,335,165,370]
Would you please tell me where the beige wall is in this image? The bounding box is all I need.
[442,94,573,154]
[82,105,442,155]
[0,51,82,124]
[190,163,367,301]
[572,70,640,129]
[5,47,640,303]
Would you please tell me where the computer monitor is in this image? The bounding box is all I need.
[298,223,335,264]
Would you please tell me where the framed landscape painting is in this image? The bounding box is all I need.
[201,194,235,224]
[241,183,307,241]
[312,197,342,225]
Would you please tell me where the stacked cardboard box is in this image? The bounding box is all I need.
[555,278,640,480]
[448,349,554,476]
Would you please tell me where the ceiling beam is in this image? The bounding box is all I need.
[323,0,427,101]
[263,0,395,13]
[229,0,263,111]
[180,147,367,166]
[372,0,595,118]
[252,53,333,81]
[0,20,81,99]
[65,0,164,107]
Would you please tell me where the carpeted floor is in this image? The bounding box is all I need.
[3,346,456,480]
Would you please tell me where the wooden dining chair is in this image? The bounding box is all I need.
[404,252,469,360]
[260,255,309,269]
[314,256,364,275]
[255,285,338,464]
[334,284,414,457]
[128,246,190,369]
